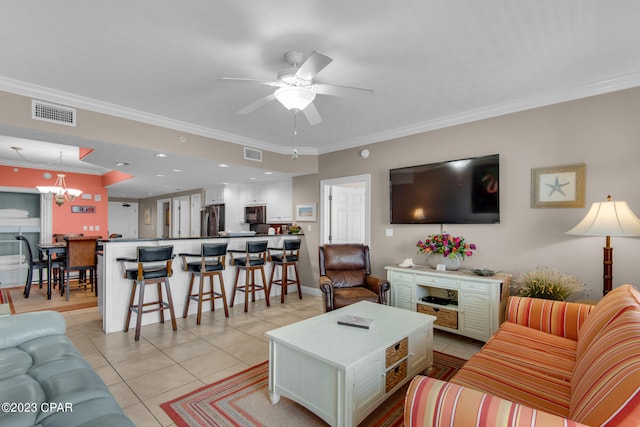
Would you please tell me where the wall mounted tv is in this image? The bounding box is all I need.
[390,154,499,224]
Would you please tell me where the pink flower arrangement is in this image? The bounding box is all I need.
[416,233,476,259]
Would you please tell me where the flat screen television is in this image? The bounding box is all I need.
[390,154,499,224]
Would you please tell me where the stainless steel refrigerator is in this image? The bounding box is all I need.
[201,204,225,237]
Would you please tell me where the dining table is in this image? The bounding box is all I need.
[37,242,66,300]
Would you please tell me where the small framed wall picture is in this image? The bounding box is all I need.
[295,203,317,222]
[531,163,586,208]
[144,207,152,225]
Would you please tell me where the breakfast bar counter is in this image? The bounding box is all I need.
[98,235,301,334]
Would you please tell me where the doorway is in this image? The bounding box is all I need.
[157,198,171,238]
[107,202,138,238]
[320,174,370,245]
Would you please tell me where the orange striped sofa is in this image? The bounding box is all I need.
[404,284,640,426]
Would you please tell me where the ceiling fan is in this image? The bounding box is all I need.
[219,50,374,125]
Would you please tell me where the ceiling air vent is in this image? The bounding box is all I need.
[32,100,76,127]
[244,147,262,162]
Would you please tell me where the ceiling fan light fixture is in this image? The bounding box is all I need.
[274,86,315,111]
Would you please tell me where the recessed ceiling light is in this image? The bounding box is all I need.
[114,161,129,167]
[156,174,165,177]
[155,153,168,158]
[264,171,273,175]
[172,169,182,172]
[249,177,256,180]
[218,163,229,168]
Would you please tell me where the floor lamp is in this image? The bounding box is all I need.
[567,195,640,296]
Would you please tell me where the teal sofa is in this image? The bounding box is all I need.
[0,311,134,427]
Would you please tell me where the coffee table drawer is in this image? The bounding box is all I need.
[385,337,408,368]
[385,360,407,392]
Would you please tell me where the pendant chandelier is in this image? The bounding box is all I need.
[36,152,83,206]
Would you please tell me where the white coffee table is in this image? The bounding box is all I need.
[267,301,435,427]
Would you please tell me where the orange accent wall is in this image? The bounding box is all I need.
[0,165,108,237]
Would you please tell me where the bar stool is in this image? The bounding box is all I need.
[180,242,229,325]
[229,240,270,312]
[118,245,177,341]
[268,239,302,304]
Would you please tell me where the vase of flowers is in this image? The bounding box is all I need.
[416,233,476,271]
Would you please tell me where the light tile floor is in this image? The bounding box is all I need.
[62,296,484,426]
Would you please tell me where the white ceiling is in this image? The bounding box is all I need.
[1,1,640,198]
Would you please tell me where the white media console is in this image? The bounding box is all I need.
[385,265,511,341]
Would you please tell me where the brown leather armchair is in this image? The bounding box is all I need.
[318,244,391,311]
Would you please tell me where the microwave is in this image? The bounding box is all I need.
[245,205,266,223]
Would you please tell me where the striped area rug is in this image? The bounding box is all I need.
[161,351,466,427]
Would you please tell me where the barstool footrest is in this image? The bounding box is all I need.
[130,300,170,314]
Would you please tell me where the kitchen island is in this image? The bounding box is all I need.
[97,234,302,334]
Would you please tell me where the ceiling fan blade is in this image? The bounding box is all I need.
[314,83,374,98]
[238,93,276,115]
[296,51,333,81]
[302,103,322,125]
[217,77,280,87]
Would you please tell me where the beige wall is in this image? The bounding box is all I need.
[294,87,640,301]
[0,90,318,175]
[2,87,639,300]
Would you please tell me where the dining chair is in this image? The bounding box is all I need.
[15,235,47,298]
[54,237,99,301]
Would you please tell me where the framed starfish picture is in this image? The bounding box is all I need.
[531,163,586,208]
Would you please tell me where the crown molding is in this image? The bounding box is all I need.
[1,72,639,157]
[0,76,318,156]
[316,71,640,154]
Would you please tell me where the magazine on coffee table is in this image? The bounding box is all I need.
[337,315,375,330]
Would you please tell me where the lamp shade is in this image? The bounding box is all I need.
[567,199,640,236]
[274,86,315,111]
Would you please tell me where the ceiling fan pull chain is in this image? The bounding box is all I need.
[292,112,299,159]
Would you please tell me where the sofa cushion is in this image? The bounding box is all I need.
[0,311,135,427]
[506,296,593,341]
[479,322,578,381]
[0,374,46,427]
[576,284,640,359]
[0,311,66,350]
[405,376,589,427]
[0,347,32,381]
[451,324,574,417]
[570,308,640,426]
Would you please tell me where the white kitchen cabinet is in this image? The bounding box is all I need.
[238,179,292,223]
[385,266,511,341]
[204,185,224,204]
[266,180,292,223]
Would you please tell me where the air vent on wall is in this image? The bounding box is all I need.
[32,100,76,127]
[244,147,262,162]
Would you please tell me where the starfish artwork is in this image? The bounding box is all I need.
[545,176,570,196]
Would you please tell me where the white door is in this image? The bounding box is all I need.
[157,199,171,238]
[190,193,202,237]
[321,174,370,245]
[108,202,138,238]
[331,184,365,244]
[172,196,190,238]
